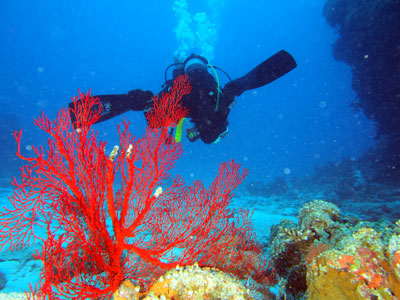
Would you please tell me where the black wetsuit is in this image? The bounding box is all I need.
[69,50,297,144]
[172,64,232,144]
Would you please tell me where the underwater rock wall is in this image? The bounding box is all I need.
[323,0,400,175]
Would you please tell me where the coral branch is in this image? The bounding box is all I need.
[0,75,272,299]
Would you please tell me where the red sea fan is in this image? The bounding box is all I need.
[0,75,272,299]
[145,73,190,130]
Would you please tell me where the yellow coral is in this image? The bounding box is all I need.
[113,264,254,300]
[306,227,399,299]
[307,264,365,300]
[113,280,140,300]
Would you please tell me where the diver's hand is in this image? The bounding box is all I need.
[127,89,154,111]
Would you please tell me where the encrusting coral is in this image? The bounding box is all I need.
[298,199,341,239]
[114,263,254,300]
[307,227,400,299]
[269,199,400,300]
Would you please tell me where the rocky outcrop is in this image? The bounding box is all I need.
[323,0,400,177]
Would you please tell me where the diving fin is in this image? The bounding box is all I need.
[68,89,154,126]
[222,50,297,99]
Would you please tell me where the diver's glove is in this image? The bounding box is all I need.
[68,89,154,126]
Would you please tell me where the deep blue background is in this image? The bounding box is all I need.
[0,0,375,186]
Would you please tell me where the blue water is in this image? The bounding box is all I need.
[0,0,383,296]
[0,0,375,187]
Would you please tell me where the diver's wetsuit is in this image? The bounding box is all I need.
[69,50,297,144]
[171,62,232,144]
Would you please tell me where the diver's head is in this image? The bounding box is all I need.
[164,54,216,87]
[183,54,209,74]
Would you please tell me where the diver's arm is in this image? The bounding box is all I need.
[68,89,154,125]
[222,50,297,100]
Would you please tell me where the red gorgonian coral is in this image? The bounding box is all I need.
[0,75,274,299]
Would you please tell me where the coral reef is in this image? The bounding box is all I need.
[298,200,340,239]
[287,151,400,223]
[269,218,316,300]
[114,264,257,300]
[269,199,400,300]
[307,227,400,299]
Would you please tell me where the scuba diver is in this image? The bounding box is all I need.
[69,50,297,144]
